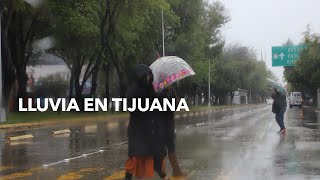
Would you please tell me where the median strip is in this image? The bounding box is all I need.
[0,166,13,172]
[52,129,71,135]
[2,104,261,130]
[7,134,34,141]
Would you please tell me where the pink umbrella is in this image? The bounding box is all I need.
[150,56,195,92]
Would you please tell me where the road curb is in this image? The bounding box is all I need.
[0,114,129,130]
[0,104,263,130]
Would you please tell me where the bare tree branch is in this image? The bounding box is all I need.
[51,51,72,70]
[80,55,86,69]
[24,11,39,45]
[25,32,35,66]
[81,55,95,88]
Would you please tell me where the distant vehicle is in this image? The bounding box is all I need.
[289,92,303,108]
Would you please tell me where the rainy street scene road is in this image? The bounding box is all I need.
[1,104,320,180]
[1,0,320,180]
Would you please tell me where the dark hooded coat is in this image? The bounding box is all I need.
[126,64,166,157]
[272,90,287,113]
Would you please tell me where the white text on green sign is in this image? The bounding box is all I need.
[272,45,306,67]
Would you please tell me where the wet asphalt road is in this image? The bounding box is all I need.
[0,104,320,180]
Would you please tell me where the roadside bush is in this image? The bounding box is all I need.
[34,74,68,98]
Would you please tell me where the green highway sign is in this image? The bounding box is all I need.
[272,45,306,66]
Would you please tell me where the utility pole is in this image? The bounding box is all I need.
[265,48,267,65]
[0,13,6,122]
[208,59,211,107]
[162,10,165,57]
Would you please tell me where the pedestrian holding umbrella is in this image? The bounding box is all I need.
[150,56,195,178]
[267,78,287,133]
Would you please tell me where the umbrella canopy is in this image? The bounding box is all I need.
[267,78,286,94]
[150,56,195,92]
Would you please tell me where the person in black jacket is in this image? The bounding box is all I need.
[125,64,167,180]
[156,85,184,177]
[271,88,287,133]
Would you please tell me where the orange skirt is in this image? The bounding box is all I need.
[125,156,166,178]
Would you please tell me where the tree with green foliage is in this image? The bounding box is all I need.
[0,0,273,114]
[284,30,320,106]
[213,44,268,104]
[164,0,229,105]
[1,0,49,110]
[47,0,101,109]
[101,0,178,98]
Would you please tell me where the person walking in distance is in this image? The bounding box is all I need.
[271,88,287,133]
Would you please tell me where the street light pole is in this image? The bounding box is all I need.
[208,58,211,107]
[0,13,6,122]
[162,10,165,57]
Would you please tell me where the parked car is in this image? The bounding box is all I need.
[289,92,303,108]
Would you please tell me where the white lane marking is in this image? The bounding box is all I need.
[42,142,127,167]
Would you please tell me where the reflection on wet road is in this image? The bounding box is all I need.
[0,105,320,179]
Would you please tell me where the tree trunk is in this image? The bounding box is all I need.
[15,68,28,111]
[191,83,197,106]
[197,92,202,105]
[113,61,126,98]
[118,72,126,98]
[218,93,226,105]
[16,71,27,98]
[90,50,103,97]
[214,96,218,105]
[106,43,126,98]
[1,7,16,110]
[73,54,83,111]
[68,73,74,100]
[90,67,99,97]
[312,91,317,107]
[230,91,234,105]
[202,88,209,105]
[103,63,110,99]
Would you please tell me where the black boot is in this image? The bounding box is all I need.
[125,172,132,180]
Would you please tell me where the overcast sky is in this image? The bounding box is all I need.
[215,0,320,82]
